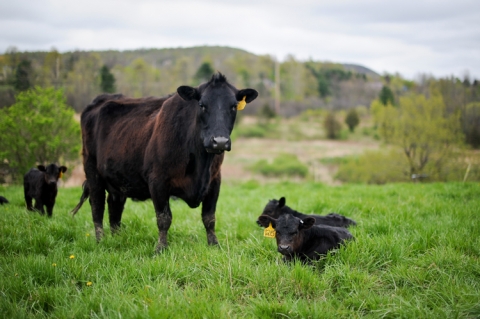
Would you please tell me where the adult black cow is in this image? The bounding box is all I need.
[71,73,258,252]
[24,164,67,216]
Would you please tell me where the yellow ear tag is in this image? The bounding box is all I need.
[237,96,246,111]
[264,222,276,238]
[59,172,63,178]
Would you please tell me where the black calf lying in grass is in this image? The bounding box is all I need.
[257,197,356,228]
[258,214,354,262]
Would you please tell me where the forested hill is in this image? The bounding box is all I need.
[1,45,382,115]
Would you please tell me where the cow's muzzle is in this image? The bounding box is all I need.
[278,245,292,254]
[206,136,231,153]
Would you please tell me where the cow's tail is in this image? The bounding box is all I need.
[70,180,90,216]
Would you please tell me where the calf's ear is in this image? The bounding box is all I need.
[59,166,67,173]
[236,89,258,103]
[300,217,315,230]
[279,197,286,208]
[257,215,276,228]
[37,165,46,172]
[177,86,200,101]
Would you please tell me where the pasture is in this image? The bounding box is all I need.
[1,181,479,318]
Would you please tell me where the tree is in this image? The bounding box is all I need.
[13,59,33,92]
[100,65,116,93]
[462,102,480,148]
[323,112,342,139]
[345,109,360,132]
[0,87,81,182]
[374,93,463,179]
[194,62,214,84]
[379,85,395,106]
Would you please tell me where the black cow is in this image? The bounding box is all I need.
[24,164,67,216]
[258,214,354,262]
[0,196,9,205]
[71,73,258,252]
[257,197,356,228]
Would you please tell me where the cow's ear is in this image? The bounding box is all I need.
[279,197,286,208]
[236,89,258,103]
[257,215,276,228]
[177,86,200,101]
[37,165,46,172]
[300,217,315,230]
[59,166,67,173]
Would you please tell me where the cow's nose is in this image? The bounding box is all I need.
[212,136,231,151]
[278,245,290,252]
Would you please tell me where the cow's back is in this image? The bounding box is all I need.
[81,94,173,198]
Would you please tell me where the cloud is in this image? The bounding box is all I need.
[0,0,479,79]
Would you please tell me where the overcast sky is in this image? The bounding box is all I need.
[1,0,479,80]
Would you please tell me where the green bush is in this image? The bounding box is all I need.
[0,87,81,182]
[250,153,309,178]
[335,149,410,184]
[345,109,360,132]
[323,112,342,139]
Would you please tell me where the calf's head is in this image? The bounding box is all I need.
[38,164,67,186]
[258,214,315,255]
[177,73,258,154]
[258,197,287,224]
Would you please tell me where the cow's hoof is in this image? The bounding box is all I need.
[155,243,168,253]
[207,234,219,246]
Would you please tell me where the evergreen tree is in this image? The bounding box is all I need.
[345,109,360,132]
[379,85,395,106]
[100,65,116,93]
[194,62,214,84]
[13,59,32,92]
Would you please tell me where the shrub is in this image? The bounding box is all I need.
[249,153,309,178]
[345,109,360,132]
[0,87,81,182]
[323,112,342,139]
[335,149,409,184]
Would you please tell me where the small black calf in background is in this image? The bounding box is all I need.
[24,164,67,216]
[0,196,9,205]
[257,197,356,228]
[258,214,354,262]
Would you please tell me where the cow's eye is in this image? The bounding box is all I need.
[231,104,237,112]
[199,102,206,111]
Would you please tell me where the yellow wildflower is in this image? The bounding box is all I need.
[86,281,92,286]
[52,263,57,267]
[86,233,90,237]
[69,255,75,259]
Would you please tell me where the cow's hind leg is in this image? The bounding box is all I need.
[34,200,45,215]
[201,175,220,246]
[84,171,107,241]
[107,193,126,235]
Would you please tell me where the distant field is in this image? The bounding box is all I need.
[1,182,479,318]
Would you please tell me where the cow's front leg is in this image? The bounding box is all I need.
[201,174,220,246]
[46,203,54,217]
[150,185,172,252]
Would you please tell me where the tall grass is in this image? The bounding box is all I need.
[1,182,479,318]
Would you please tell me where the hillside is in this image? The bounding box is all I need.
[1,46,383,114]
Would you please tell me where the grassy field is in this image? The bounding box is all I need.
[0,181,479,318]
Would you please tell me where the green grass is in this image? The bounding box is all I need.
[1,182,479,318]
